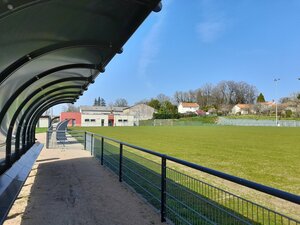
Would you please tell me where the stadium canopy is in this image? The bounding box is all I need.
[0,0,162,174]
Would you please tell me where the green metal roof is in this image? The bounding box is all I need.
[0,0,161,173]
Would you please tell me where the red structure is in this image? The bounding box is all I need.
[60,112,81,126]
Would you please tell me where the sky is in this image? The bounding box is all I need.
[55,0,300,114]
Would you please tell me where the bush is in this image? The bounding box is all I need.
[153,113,180,119]
[285,110,293,118]
[180,113,197,118]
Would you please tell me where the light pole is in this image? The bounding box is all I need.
[274,78,280,126]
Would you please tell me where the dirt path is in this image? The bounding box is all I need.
[4,133,164,225]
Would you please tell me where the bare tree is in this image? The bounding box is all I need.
[62,104,79,112]
[156,93,170,103]
[114,98,128,107]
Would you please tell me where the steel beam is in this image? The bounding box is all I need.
[6,93,78,165]
[9,85,83,158]
[0,64,96,128]
[23,95,78,150]
[14,77,87,154]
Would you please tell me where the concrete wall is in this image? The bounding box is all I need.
[114,115,134,126]
[123,104,155,121]
[81,114,108,127]
[37,117,50,128]
[60,112,81,126]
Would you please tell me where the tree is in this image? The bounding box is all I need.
[297,93,300,100]
[156,93,170,103]
[93,98,98,106]
[114,98,128,107]
[159,100,177,114]
[62,103,79,112]
[257,93,266,103]
[97,97,101,106]
[147,99,161,110]
[100,98,106,106]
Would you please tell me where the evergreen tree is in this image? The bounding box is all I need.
[93,98,97,106]
[257,93,266,103]
[100,98,106,106]
[97,97,101,106]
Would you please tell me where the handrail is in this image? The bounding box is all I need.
[71,129,300,205]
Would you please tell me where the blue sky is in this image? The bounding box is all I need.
[57,0,300,113]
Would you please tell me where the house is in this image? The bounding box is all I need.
[195,110,206,116]
[80,106,132,127]
[37,115,50,128]
[123,103,155,124]
[60,104,156,127]
[178,102,200,114]
[231,104,254,115]
[60,112,81,126]
[80,106,126,115]
[259,101,275,109]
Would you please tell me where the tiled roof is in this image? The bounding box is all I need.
[236,104,252,109]
[80,106,126,112]
[181,102,199,108]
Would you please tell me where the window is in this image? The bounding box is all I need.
[91,119,96,122]
[118,119,122,122]
[85,119,89,122]
[123,119,128,122]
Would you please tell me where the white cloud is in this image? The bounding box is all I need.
[137,0,173,88]
[196,0,229,43]
[137,18,163,79]
[196,21,226,43]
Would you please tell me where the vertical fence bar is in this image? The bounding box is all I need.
[46,131,49,149]
[91,133,94,156]
[161,156,167,222]
[101,137,104,165]
[119,143,123,182]
[84,131,87,150]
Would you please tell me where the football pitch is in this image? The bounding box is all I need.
[71,126,300,195]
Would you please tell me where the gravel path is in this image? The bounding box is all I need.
[4,133,164,225]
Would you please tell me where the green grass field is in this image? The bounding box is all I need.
[70,126,300,195]
[35,127,48,133]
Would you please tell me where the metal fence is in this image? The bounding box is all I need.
[218,118,300,127]
[70,130,300,225]
[46,130,69,149]
[140,119,215,126]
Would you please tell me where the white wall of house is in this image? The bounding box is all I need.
[37,117,50,128]
[178,103,199,114]
[81,114,135,127]
[81,114,108,127]
[231,106,249,115]
[114,115,134,126]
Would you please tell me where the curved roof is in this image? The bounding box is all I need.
[0,0,161,173]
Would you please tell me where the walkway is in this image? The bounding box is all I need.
[4,134,163,225]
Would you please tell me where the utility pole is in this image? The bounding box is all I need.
[274,78,280,126]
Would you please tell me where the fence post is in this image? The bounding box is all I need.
[101,137,104,165]
[91,133,94,156]
[84,131,87,150]
[119,143,123,182]
[161,156,167,222]
[46,131,49,149]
